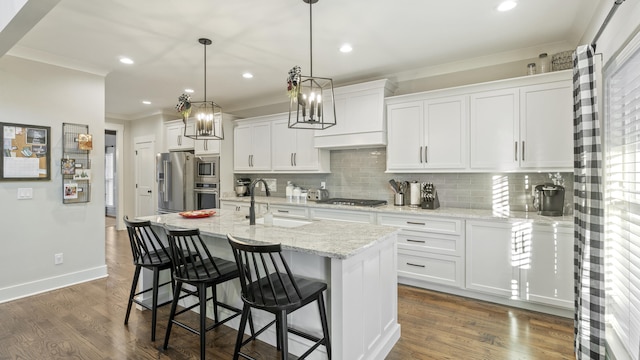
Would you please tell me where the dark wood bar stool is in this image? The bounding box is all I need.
[227,234,331,360]
[123,216,175,341]
[163,228,245,360]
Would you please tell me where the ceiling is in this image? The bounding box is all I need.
[4,0,604,120]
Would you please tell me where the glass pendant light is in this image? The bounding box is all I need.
[288,0,336,130]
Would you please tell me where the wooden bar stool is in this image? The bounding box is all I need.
[227,234,331,360]
[123,216,175,341]
[163,228,246,360]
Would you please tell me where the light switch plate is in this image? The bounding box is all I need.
[17,188,33,199]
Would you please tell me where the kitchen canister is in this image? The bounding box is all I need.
[538,53,550,73]
[527,63,536,75]
[394,193,405,206]
[409,181,422,207]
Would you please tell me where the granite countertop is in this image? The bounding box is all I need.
[221,196,574,226]
[138,210,399,260]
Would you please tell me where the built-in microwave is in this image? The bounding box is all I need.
[195,155,219,183]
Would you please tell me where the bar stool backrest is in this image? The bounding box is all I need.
[165,228,223,282]
[227,234,304,309]
[123,216,171,265]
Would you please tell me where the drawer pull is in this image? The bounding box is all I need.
[407,262,425,268]
[406,239,426,243]
[406,221,426,226]
[277,210,290,213]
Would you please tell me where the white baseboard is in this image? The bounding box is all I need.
[0,265,108,303]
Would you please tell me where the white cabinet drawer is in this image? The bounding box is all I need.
[268,205,308,219]
[379,214,462,235]
[309,208,375,224]
[398,229,464,256]
[398,251,463,288]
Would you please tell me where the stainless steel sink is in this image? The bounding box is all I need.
[254,217,312,228]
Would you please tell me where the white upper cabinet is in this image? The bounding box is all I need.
[234,113,329,173]
[314,79,396,149]
[165,120,195,151]
[272,117,329,172]
[234,120,271,172]
[518,81,574,169]
[469,88,519,171]
[469,73,573,172]
[387,95,467,172]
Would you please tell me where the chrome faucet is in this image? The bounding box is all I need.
[249,179,270,225]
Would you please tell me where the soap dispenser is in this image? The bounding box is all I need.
[286,181,294,202]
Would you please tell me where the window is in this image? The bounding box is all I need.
[605,34,640,360]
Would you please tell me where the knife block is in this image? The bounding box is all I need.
[421,184,440,210]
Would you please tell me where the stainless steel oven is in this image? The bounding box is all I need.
[194,182,219,210]
[195,155,219,183]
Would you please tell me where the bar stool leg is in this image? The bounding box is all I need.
[163,281,182,350]
[318,294,331,359]
[233,304,251,360]
[199,284,207,360]
[277,310,288,360]
[124,265,142,325]
[151,267,160,341]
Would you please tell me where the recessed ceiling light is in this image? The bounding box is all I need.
[497,1,517,12]
[242,72,254,79]
[339,44,353,53]
[184,88,194,93]
[119,57,134,65]
[142,100,151,105]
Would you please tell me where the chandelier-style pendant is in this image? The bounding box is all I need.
[182,38,224,140]
[287,0,336,130]
[289,75,336,130]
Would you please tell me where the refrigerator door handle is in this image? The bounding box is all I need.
[163,160,169,202]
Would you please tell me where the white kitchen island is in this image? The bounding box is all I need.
[139,209,400,360]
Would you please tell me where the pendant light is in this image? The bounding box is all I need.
[287,0,336,130]
[179,38,224,140]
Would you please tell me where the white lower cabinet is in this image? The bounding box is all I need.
[309,207,376,223]
[220,200,251,213]
[267,204,309,219]
[379,214,465,288]
[465,220,573,309]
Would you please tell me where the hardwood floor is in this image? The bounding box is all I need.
[0,218,574,359]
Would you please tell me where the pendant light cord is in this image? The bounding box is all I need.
[309,0,313,77]
[203,41,207,101]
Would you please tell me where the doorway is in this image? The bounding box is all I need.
[105,130,117,217]
[105,122,125,230]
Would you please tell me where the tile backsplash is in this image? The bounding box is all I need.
[237,147,573,214]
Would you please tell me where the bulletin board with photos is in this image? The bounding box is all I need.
[1,122,51,181]
[62,122,92,204]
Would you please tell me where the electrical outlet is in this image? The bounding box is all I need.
[320,182,326,189]
[17,188,33,199]
[54,253,63,265]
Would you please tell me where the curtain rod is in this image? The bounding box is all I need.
[591,0,626,51]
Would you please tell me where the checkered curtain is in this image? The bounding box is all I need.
[572,44,605,359]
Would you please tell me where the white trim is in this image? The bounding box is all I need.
[105,122,125,230]
[0,266,108,304]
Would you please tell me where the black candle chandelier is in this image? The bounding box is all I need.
[287,0,336,130]
[179,38,224,140]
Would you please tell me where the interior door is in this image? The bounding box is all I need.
[135,138,155,216]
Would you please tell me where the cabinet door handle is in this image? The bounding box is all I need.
[294,153,297,166]
[204,140,208,151]
[250,155,254,167]
[424,146,428,163]
[406,221,426,226]
[419,146,423,163]
[407,262,426,268]
[277,210,289,213]
[514,141,518,161]
[406,239,426,244]
[290,153,294,166]
[178,135,182,146]
[521,141,525,161]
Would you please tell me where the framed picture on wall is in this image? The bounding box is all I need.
[1,122,51,181]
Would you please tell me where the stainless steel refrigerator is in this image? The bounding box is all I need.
[156,151,195,213]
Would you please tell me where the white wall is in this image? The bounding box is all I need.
[0,55,107,302]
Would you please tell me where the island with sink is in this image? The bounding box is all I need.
[138,208,400,360]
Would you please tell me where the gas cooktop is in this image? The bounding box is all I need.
[317,198,388,207]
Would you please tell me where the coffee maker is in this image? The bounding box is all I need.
[533,183,565,216]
